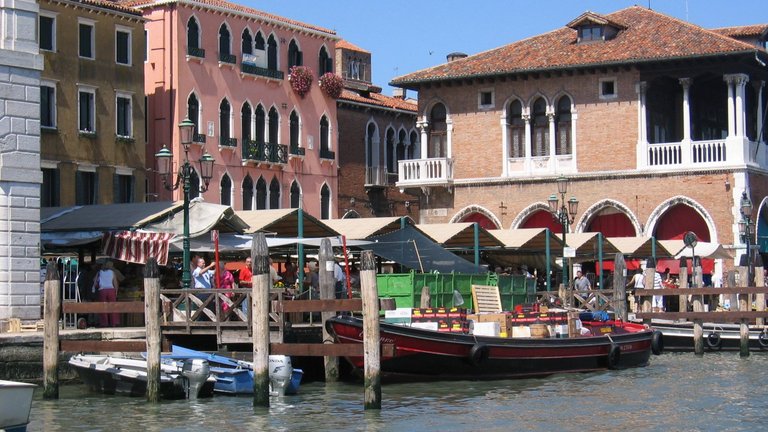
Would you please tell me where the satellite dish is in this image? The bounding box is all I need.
[683,231,698,249]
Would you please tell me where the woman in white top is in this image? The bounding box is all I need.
[95,261,120,327]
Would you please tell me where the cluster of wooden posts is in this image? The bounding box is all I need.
[41,233,391,409]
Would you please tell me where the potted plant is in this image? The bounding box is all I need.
[288,65,313,98]
[318,72,344,99]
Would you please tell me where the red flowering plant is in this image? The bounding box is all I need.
[318,72,344,99]
[288,65,314,98]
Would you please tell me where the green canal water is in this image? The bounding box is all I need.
[27,352,767,431]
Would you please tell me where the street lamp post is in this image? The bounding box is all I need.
[155,118,215,289]
[547,176,579,288]
[739,191,754,287]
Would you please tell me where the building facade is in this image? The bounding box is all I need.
[39,0,147,207]
[136,0,339,219]
[392,7,768,275]
[335,40,419,218]
[0,0,43,319]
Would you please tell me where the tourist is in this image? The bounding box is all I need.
[652,268,664,312]
[574,270,592,304]
[334,259,346,299]
[95,260,120,327]
[304,261,319,299]
[217,263,235,313]
[269,257,282,286]
[193,257,215,289]
[239,256,253,288]
[626,269,644,313]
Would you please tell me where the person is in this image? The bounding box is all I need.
[333,260,347,299]
[239,257,253,288]
[269,257,282,286]
[348,264,361,291]
[193,257,215,289]
[281,260,297,286]
[574,270,592,304]
[652,268,664,311]
[626,269,644,313]
[217,263,235,313]
[712,267,724,311]
[304,261,319,299]
[95,261,120,327]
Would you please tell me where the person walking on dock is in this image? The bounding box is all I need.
[652,269,664,312]
[95,261,120,327]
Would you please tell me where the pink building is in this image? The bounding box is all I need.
[135,0,339,218]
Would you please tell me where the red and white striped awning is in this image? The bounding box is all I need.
[102,231,175,265]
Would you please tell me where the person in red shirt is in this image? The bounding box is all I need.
[239,257,253,288]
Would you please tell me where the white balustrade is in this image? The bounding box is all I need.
[397,158,454,186]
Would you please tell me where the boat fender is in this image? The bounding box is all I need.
[651,331,664,355]
[758,331,768,349]
[467,343,490,366]
[706,332,722,350]
[607,344,621,369]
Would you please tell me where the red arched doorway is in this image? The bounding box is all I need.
[585,207,636,237]
[460,212,499,230]
[520,209,561,233]
[654,203,713,274]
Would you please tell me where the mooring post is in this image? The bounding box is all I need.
[738,266,750,357]
[43,261,60,399]
[360,250,381,410]
[757,264,765,327]
[144,258,161,402]
[692,258,704,356]
[642,261,655,326]
[319,238,338,381]
[679,258,689,313]
[251,232,271,407]
[613,253,626,321]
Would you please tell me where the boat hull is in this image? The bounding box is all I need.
[328,316,653,380]
[649,320,768,352]
[0,380,35,432]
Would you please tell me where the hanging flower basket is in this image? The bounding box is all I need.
[288,65,314,98]
[318,72,344,99]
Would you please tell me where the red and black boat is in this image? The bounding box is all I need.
[327,315,662,380]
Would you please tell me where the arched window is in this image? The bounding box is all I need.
[255,105,265,143]
[288,39,302,68]
[187,17,200,51]
[241,102,252,144]
[385,128,396,173]
[218,24,231,61]
[220,99,231,146]
[318,46,332,75]
[555,96,572,155]
[320,115,330,152]
[269,177,280,209]
[268,107,279,144]
[188,169,200,200]
[320,184,331,219]
[256,176,267,210]
[241,29,252,55]
[187,93,200,137]
[290,181,300,209]
[429,103,447,158]
[396,130,406,172]
[507,99,525,158]
[289,111,299,152]
[532,97,549,157]
[242,175,253,210]
[267,35,277,71]
[220,173,232,206]
[409,131,419,159]
[366,123,377,168]
[255,32,265,51]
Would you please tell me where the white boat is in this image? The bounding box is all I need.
[648,319,768,352]
[0,380,35,432]
[68,354,216,400]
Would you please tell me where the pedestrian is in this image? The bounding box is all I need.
[217,263,235,313]
[652,268,664,312]
[333,259,346,299]
[626,269,644,313]
[574,270,593,304]
[95,261,120,327]
[239,256,253,288]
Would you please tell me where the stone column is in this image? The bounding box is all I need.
[417,121,428,159]
[500,114,509,177]
[754,80,765,143]
[522,111,532,173]
[547,110,556,159]
[446,118,453,158]
[0,0,44,320]
[680,78,693,165]
[734,74,749,138]
[636,82,648,167]
[724,74,736,138]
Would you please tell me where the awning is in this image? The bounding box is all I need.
[416,222,503,248]
[487,228,564,251]
[323,216,412,240]
[142,200,248,236]
[102,231,175,265]
[556,232,620,259]
[237,208,338,238]
[607,236,674,258]
[170,233,370,253]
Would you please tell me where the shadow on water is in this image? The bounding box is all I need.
[27,353,768,431]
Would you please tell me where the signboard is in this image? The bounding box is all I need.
[243,50,267,68]
[563,247,576,258]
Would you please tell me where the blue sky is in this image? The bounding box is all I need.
[253,0,767,96]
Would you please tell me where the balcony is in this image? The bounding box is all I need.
[319,148,335,161]
[243,140,287,164]
[365,166,388,187]
[240,63,284,80]
[193,133,206,144]
[397,157,454,189]
[219,53,236,65]
[640,138,765,170]
[187,46,205,60]
[289,144,305,157]
[219,137,237,148]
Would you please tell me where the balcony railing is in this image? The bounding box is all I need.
[397,157,454,188]
[365,166,388,187]
[645,139,732,168]
[243,140,287,164]
[193,133,206,144]
[220,137,237,148]
[187,46,205,58]
[219,53,236,64]
[240,63,284,80]
[319,148,335,160]
[289,144,305,156]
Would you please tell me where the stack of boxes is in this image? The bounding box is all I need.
[384,307,469,333]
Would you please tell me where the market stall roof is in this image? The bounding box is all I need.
[487,228,564,251]
[556,232,621,258]
[658,240,733,260]
[323,216,414,240]
[236,209,338,238]
[416,222,503,248]
[607,237,675,258]
[42,201,178,232]
[172,233,370,253]
[140,201,249,236]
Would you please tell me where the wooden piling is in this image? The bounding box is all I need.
[692,259,704,356]
[642,262,655,326]
[757,265,765,326]
[613,253,627,321]
[360,250,381,410]
[43,261,60,399]
[319,238,339,382]
[737,266,750,357]
[679,259,689,313]
[251,232,271,407]
[144,258,161,402]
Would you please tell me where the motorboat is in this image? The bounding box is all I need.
[0,380,35,432]
[646,319,768,351]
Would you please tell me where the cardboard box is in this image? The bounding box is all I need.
[511,326,531,338]
[384,317,412,325]
[412,308,436,319]
[410,322,439,331]
[471,321,500,337]
[385,308,412,319]
[468,313,512,334]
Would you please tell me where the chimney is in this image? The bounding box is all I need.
[392,88,406,99]
[446,52,468,62]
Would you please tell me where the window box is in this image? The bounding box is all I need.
[219,53,236,64]
[187,46,205,59]
[319,148,335,160]
[116,135,135,144]
[79,131,97,139]
[240,63,284,80]
[193,133,206,144]
[219,137,237,148]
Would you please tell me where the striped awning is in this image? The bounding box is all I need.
[102,231,175,265]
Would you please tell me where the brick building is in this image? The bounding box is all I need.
[391,7,768,277]
[334,40,418,218]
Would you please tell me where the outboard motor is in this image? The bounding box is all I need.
[268,355,293,396]
[181,358,211,399]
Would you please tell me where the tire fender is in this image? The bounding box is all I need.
[607,344,621,369]
[651,330,664,355]
[706,332,722,351]
[758,331,768,350]
[467,343,489,366]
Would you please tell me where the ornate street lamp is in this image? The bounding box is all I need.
[739,191,754,286]
[155,118,215,289]
[547,176,579,287]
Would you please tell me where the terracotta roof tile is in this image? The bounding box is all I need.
[336,40,370,54]
[392,6,759,87]
[121,0,335,36]
[710,24,768,38]
[63,0,143,16]
[339,89,417,112]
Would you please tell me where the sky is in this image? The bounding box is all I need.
[252,0,768,96]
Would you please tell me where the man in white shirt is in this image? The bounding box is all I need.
[626,269,644,313]
[652,270,664,311]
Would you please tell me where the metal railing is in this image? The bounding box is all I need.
[187,46,205,58]
[243,140,287,164]
[240,63,284,80]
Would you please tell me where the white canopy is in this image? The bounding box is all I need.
[170,233,371,253]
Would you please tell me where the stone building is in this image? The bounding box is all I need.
[38,0,147,207]
[0,0,43,319]
[134,0,339,218]
[391,7,768,276]
[335,40,418,218]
